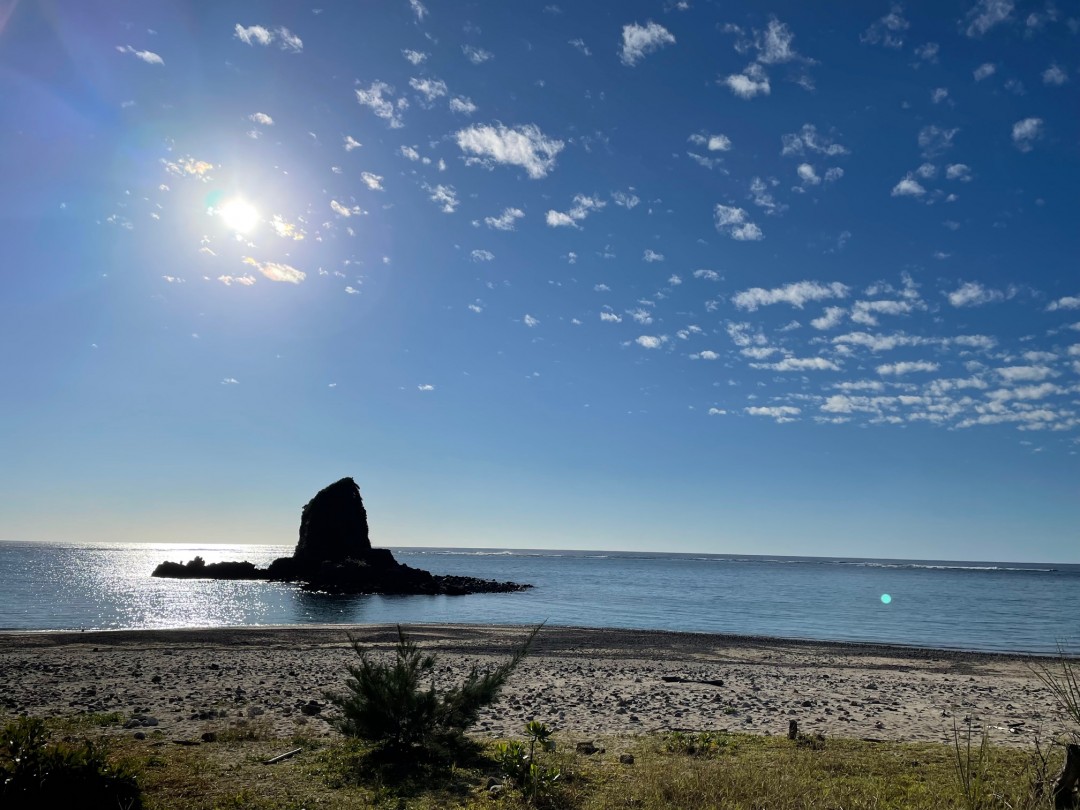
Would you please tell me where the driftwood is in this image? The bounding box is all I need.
[263,747,302,765]
[1054,743,1080,810]
[661,675,725,687]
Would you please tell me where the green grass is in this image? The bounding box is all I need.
[13,719,1060,810]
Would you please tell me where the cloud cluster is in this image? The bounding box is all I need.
[620,21,676,66]
[456,124,564,179]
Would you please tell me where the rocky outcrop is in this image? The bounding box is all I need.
[293,477,370,564]
[152,478,529,595]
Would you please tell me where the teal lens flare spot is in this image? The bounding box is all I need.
[881,594,892,604]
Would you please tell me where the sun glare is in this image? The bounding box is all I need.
[218,197,259,233]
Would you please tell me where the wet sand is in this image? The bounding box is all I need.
[0,624,1067,747]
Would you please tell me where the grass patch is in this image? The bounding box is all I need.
[28,722,1063,810]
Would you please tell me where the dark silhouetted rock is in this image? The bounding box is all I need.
[152,477,530,595]
[294,477,370,564]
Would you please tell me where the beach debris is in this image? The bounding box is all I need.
[1054,743,1080,810]
[262,747,303,765]
[661,675,725,687]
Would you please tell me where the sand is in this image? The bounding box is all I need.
[0,625,1068,748]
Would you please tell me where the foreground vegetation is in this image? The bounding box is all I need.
[2,712,1069,810]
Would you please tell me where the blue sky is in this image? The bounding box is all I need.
[1,0,1078,562]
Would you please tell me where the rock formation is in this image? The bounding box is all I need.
[153,477,529,595]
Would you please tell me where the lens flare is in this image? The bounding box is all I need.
[880,593,892,604]
[218,197,259,233]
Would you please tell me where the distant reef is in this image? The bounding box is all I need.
[152,477,529,595]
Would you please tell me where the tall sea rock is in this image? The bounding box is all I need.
[294,477,371,563]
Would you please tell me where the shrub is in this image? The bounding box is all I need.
[0,716,142,809]
[495,720,561,805]
[326,624,542,755]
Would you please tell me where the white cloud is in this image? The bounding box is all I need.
[945,163,971,181]
[234,24,273,46]
[707,135,732,151]
[643,249,664,263]
[931,87,949,104]
[753,357,840,372]
[355,81,406,128]
[470,249,494,262]
[733,280,849,311]
[546,194,606,228]
[402,49,427,65]
[569,38,592,56]
[861,5,909,48]
[891,175,926,197]
[600,311,622,323]
[523,314,540,328]
[797,163,820,185]
[463,45,494,64]
[996,365,1057,382]
[360,172,383,191]
[241,257,305,284]
[755,17,799,64]
[714,204,763,241]
[915,42,940,62]
[456,123,564,179]
[964,0,1014,37]
[612,190,640,208]
[426,184,459,213]
[635,335,665,349]
[1012,117,1043,152]
[1042,64,1068,86]
[694,269,720,281]
[745,405,801,421]
[409,76,447,103]
[724,63,770,98]
[484,207,525,230]
[691,350,721,360]
[409,0,428,22]
[781,124,848,157]
[850,300,913,326]
[918,125,959,158]
[620,21,676,66]
[1046,295,1080,311]
[973,62,996,81]
[811,306,846,330]
[877,361,939,375]
[330,200,362,217]
[116,45,164,65]
[233,24,302,52]
[343,135,363,152]
[947,281,1004,307]
[449,96,477,114]
[399,145,420,161]
[417,384,435,392]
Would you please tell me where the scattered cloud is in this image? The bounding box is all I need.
[449,96,478,114]
[611,190,640,209]
[861,5,909,48]
[781,124,848,157]
[234,24,302,52]
[635,335,666,349]
[426,184,459,213]
[620,21,676,66]
[918,125,959,158]
[963,0,1013,38]
[746,405,801,422]
[723,62,770,99]
[974,62,996,81]
[456,123,564,179]
[733,281,849,311]
[409,0,428,23]
[484,207,525,230]
[241,257,306,284]
[643,249,664,263]
[470,249,494,262]
[360,172,384,191]
[1046,295,1080,311]
[344,135,362,151]
[355,81,407,128]
[116,45,164,65]
[714,204,763,241]
[546,194,606,228]
[569,38,592,56]
[877,361,939,375]
[947,281,1004,307]
[1042,64,1068,86]
[1012,117,1043,151]
[891,175,926,197]
[463,45,494,64]
[409,76,447,103]
[523,314,540,328]
[402,49,427,65]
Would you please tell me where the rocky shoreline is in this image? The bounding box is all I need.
[0,625,1068,749]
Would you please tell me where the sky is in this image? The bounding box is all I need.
[0,0,1078,562]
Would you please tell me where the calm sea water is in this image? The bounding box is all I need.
[0,541,1077,654]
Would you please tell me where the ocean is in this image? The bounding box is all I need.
[0,541,1077,654]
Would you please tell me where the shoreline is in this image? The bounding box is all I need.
[0,624,1070,748]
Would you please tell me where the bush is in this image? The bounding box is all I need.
[495,720,561,805]
[0,717,142,809]
[326,624,541,756]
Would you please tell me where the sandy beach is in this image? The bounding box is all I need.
[0,625,1066,748]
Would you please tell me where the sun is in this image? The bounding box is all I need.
[218,197,259,233]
